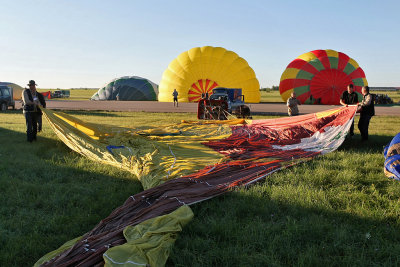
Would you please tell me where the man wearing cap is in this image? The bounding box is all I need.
[22,80,41,142]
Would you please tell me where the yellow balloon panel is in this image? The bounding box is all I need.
[280,68,300,81]
[297,51,317,62]
[347,58,360,69]
[158,46,260,103]
[325,49,339,58]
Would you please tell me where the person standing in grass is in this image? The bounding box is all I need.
[357,86,375,141]
[22,80,40,142]
[172,89,179,107]
[340,84,358,137]
[287,91,301,116]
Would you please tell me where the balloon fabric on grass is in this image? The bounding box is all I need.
[279,49,368,105]
[36,106,357,266]
[384,132,400,180]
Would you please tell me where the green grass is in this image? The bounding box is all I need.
[259,90,400,104]
[37,89,98,100]
[0,110,399,266]
[260,90,283,103]
[37,89,400,104]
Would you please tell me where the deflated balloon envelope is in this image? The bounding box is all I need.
[385,133,400,180]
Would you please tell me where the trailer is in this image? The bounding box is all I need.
[197,87,251,120]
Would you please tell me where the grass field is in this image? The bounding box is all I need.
[37,89,97,101]
[260,90,284,103]
[1,110,400,266]
[260,90,400,104]
[37,89,400,104]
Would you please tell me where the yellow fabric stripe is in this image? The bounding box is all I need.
[325,49,339,58]
[280,68,300,81]
[297,51,317,62]
[316,108,341,119]
[281,89,293,102]
[347,58,360,69]
[181,119,246,125]
[54,113,99,139]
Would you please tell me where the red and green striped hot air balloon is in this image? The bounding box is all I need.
[279,49,368,105]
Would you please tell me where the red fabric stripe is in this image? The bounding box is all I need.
[209,81,219,91]
[311,50,330,69]
[191,84,202,94]
[287,59,308,69]
[287,59,319,75]
[205,79,211,91]
[348,68,366,80]
[337,52,350,71]
[296,91,311,103]
[280,79,310,91]
[301,62,320,75]
[198,79,204,91]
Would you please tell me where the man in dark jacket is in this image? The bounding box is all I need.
[340,84,359,137]
[22,80,40,142]
[357,86,375,141]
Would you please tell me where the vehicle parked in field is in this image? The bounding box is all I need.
[51,90,70,98]
[374,94,393,105]
[0,85,15,111]
[197,87,251,120]
[51,90,62,98]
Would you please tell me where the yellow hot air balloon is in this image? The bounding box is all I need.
[158,46,260,103]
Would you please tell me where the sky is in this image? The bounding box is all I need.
[1,0,399,89]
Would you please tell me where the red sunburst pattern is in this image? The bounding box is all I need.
[188,79,218,102]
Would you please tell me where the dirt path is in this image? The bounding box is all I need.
[14,100,400,116]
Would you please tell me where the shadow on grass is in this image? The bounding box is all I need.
[3,109,125,118]
[169,188,400,266]
[0,127,143,266]
[62,110,126,117]
[339,134,392,153]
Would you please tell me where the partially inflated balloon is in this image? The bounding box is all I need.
[279,49,368,105]
[158,46,260,103]
[91,76,158,101]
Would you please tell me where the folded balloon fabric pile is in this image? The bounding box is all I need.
[384,132,400,180]
[35,106,357,266]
